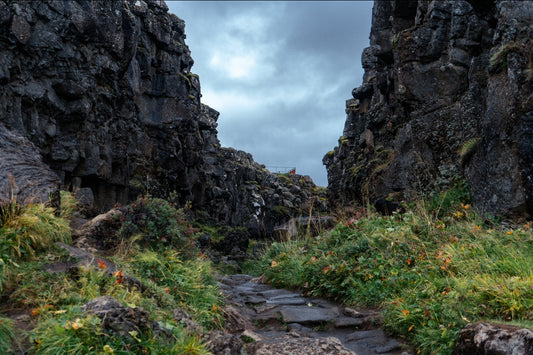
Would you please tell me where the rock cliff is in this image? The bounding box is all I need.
[324,0,533,217]
[0,0,325,236]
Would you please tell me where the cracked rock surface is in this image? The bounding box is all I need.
[218,274,413,355]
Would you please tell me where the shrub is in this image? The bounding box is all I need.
[117,197,197,256]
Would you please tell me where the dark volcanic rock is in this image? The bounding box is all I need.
[82,295,171,339]
[453,322,533,355]
[0,0,325,238]
[324,0,533,217]
[0,125,59,205]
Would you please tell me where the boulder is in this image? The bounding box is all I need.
[82,295,171,339]
[453,322,533,355]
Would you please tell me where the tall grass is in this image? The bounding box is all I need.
[258,195,533,354]
[0,192,72,292]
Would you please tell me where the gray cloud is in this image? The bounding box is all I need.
[166,1,373,186]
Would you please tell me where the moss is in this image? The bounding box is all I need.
[325,150,335,158]
[490,42,520,71]
[275,173,292,185]
[339,136,349,145]
[273,205,289,216]
[179,73,191,89]
[459,138,480,164]
[187,72,199,80]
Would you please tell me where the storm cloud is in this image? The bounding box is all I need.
[166,1,373,186]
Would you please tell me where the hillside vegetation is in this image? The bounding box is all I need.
[246,186,533,355]
[0,186,532,354]
[0,193,223,354]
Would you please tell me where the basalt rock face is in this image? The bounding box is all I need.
[0,0,324,236]
[324,0,533,217]
[0,125,59,205]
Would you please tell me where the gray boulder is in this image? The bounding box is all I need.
[453,322,533,355]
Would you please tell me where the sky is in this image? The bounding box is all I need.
[166,1,374,187]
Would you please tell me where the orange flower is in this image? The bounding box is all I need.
[408,324,414,332]
[71,318,83,330]
[97,259,107,269]
[473,225,481,231]
[506,230,513,235]
[406,259,412,266]
[114,270,124,284]
[401,309,410,316]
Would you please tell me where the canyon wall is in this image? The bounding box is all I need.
[324,0,533,216]
[0,0,324,236]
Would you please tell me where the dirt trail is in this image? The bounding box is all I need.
[220,274,413,355]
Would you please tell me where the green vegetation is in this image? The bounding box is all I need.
[254,187,533,355]
[0,194,223,354]
[0,192,72,293]
[458,138,480,165]
[1,181,532,354]
[490,41,520,71]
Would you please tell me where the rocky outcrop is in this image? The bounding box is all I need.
[0,0,325,237]
[0,125,59,205]
[324,0,533,217]
[453,322,533,354]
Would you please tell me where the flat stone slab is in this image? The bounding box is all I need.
[259,289,299,298]
[219,275,413,354]
[346,329,386,342]
[375,340,402,353]
[280,305,339,324]
[335,316,365,328]
[266,295,307,305]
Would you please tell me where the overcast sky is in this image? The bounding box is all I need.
[166,1,374,187]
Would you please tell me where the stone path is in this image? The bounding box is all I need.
[219,274,413,355]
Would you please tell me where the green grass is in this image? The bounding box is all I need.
[257,197,533,354]
[0,192,73,293]
[0,316,20,353]
[0,194,223,354]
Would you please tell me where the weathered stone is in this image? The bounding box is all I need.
[73,208,125,251]
[0,125,59,206]
[219,274,412,355]
[452,322,533,355]
[279,305,340,325]
[325,0,533,218]
[82,295,171,339]
[203,330,244,355]
[250,335,355,355]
